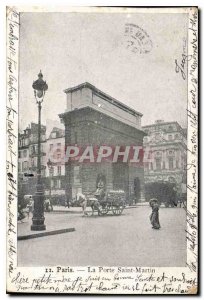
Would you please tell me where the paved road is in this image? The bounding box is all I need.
[18,206,186,267]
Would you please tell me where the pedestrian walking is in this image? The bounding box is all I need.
[149,198,161,229]
[27,196,34,218]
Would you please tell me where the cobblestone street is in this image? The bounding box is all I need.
[18,206,186,267]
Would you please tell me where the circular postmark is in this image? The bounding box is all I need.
[124,23,153,54]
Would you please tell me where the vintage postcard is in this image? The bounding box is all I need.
[6,6,198,294]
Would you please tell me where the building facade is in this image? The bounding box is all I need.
[18,123,66,204]
[18,123,47,196]
[45,127,66,202]
[142,120,187,194]
[59,82,146,204]
[18,123,47,177]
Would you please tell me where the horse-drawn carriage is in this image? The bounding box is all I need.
[88,189,126,216]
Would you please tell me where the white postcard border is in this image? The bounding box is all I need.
[6,6,198,294]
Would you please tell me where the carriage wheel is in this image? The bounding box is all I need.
[112,206,124,215]
[98,204,109,216]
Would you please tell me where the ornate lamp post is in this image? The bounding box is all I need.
[31,71,48,231]
[47,159,54,200]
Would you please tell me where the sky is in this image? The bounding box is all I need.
[19,10,188,131]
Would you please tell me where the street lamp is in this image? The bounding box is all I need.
[31,71,48,231]
[47,159,54,201]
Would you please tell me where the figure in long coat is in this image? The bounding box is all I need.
[149,199,161,229]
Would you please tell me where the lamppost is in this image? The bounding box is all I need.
[31,71,48,231]
[47,159,54,200]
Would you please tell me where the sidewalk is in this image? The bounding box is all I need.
[18,212,75,240]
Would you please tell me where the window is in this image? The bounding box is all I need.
[51,132,56,138]
[31,159,34,166]
[23,149,27,157]
[31,145,37,154]
[51,179,54,188]
[23,161,28,171]
[155,158,161,170]
[168,125,173,131]
[18,151,22,158]
[49,167,54,177]
[168,150,175,157]
[55,149,61,160]
[18,162,21,172]
[57,179,61,189]
[169,157,174,170]
[53,180,57,189]
[50,144,53,151]
[163,161,165,169]
[57,143,61,147]
[54,179,59,189]
[176,160,179,168]
[168,135,173,140]
[57,166,61,176]
[155,133,160,141]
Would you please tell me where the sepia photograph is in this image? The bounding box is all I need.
[6,5,198,294]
